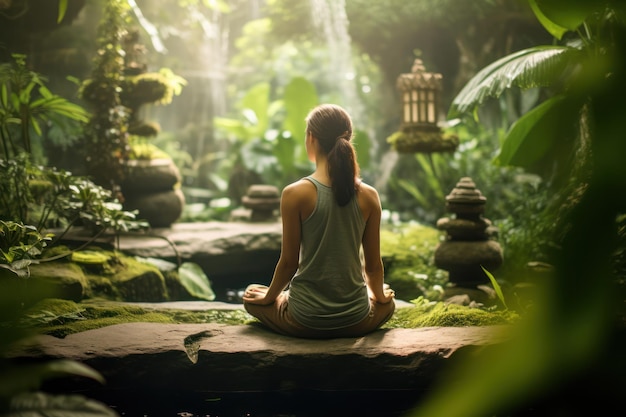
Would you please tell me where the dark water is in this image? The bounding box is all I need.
[79,384,626,417]
[86,389,423,417]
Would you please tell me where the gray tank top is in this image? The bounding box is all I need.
[288,176,370,329]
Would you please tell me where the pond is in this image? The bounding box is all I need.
[52,387,425,417]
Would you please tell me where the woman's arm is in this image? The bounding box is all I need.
[243,183,303,305]
[360,185,395,304]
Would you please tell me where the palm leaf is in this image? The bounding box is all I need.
[495,94,582,168]
[449,46,580,118]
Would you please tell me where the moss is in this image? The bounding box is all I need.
[127,140,170,160]
[78,251,168,301]
[29,261,86,283]
[381,224,447,301]
[385,299,518,329]
[386,130,459,153]
[24,298,83,317]
[109,254,163,283]
[19,298,254,338]
[381,224,440,257]
[22,298,176,338]
[19,297,516,337]
[41,245,73,259]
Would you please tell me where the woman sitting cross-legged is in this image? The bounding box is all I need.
[242,103,395,339]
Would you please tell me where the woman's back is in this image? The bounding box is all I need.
[287,176,370,329]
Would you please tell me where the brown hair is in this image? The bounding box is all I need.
[305,104,360,206]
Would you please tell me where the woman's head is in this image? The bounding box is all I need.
[305,104,360,206]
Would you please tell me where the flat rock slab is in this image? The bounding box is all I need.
[61,221,283,259]
[10,323,508,393]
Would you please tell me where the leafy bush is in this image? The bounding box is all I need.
[0,155,148,236]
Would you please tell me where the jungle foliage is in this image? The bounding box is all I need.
[409,1,626,416]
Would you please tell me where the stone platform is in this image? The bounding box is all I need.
[8,321,508,416]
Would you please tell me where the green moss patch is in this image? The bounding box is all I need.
[385,298,518,329]
[17,297,516,337]
[19,298,253,338]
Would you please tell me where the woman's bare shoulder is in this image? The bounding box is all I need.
[357,181,381,218]
[358,181,380,202]
[282,178,317,217]
[281,178,316,201]
[283,178,315,193]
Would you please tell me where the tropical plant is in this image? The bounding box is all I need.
[447,1,603,183]
[385,120,549,228]
[0,53,89,163]
[409,1,626,416]
[0,220,52,279]
[1,155,148,234]
[0,156,149,284]
[213,77,315,202]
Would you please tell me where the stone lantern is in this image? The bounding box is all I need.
[434,177,503,288]
[387,59,458,153]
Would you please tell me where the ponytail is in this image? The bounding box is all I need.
[328,134,359,206]
[305,104,360,206]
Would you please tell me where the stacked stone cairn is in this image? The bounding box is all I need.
[241,184,281,222]
[434,177,503,294]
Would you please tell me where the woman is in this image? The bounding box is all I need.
[242,104,395,338]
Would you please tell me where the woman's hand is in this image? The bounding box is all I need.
[242,286,275,305]
[377,287,395,304]
[369,285,395,304]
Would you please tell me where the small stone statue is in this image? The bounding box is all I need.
[434,177,503,287]
[241,184,281,222]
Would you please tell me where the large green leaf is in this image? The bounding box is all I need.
[449,46,579,118]
[495,95,581,168]
[239,82,270,136]
[283,77,318,138]
[178,262,215,301]
[273,134,297,178]
[529,0,569,40]
[533,0,599,32]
